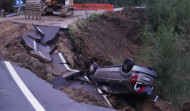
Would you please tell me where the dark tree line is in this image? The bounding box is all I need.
[74,0,143,7]
[0,0,14,12]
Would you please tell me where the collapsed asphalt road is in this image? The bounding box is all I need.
[0,22,113,109]
[0,61,114,111]
[0,16,178,110]
[0,22,115,111]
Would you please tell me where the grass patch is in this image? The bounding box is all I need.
[76,13,103,29]
[67,24,83,54]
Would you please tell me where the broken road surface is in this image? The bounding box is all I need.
[0,61,115,111]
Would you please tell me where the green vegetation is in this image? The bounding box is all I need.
[139,0,190,108]
[67,24,81,53]
[76,13,102,29]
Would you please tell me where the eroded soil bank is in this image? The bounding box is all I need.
[0,7,180,111]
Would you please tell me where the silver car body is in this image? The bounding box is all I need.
[90,65,157,94]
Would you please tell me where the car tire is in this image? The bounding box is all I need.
[122,58,135,73]
[88,62,98,75]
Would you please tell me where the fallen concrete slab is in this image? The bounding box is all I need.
[51,52,80,76]
[38,43,53,54]
[51,63,82,79]
[51,64,68,73]
[30,50,51,62]
[51,52,68,64]
[21,35,52,62]
[53,76,105,103]
[63,63,80,72]
[36,25,60,44]
[62,71,83,80]
[35,26,45,37]
[21,35,38,51]
[53,76,71,87]
[26,29,42,40]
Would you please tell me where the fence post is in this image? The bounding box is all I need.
[1,9,4,17]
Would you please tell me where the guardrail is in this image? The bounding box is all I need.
[73,4,114,11]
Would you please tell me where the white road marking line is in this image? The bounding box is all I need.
[63,64,79,72]
[58,52,79,72]
[63,63,71,70]
[97,87,103,94]
[4,61,46,111]
[34,41,37,51]
[39,51,45,58]
[102,95,112,107]
[36,26,44,36]
[84,76,91,83]
[97,87,112,107]
[58,52,67,63]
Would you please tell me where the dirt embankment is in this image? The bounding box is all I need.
[0,21,110,108]
[0,22,52,80]
[68,7,179,111]
[0,7,181,111]
[70,7,146,69]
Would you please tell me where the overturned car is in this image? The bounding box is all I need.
[86,58,157,96]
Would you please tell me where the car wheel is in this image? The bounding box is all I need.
[88,62,98,75]
[122,58,135,73]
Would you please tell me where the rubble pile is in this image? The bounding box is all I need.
[0,22,109,108]
[21,24,80,78]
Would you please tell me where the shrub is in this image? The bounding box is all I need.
[146,0,190,30]
[140,0,190,108]
[0,0,14,12]
[140,23,190,107]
